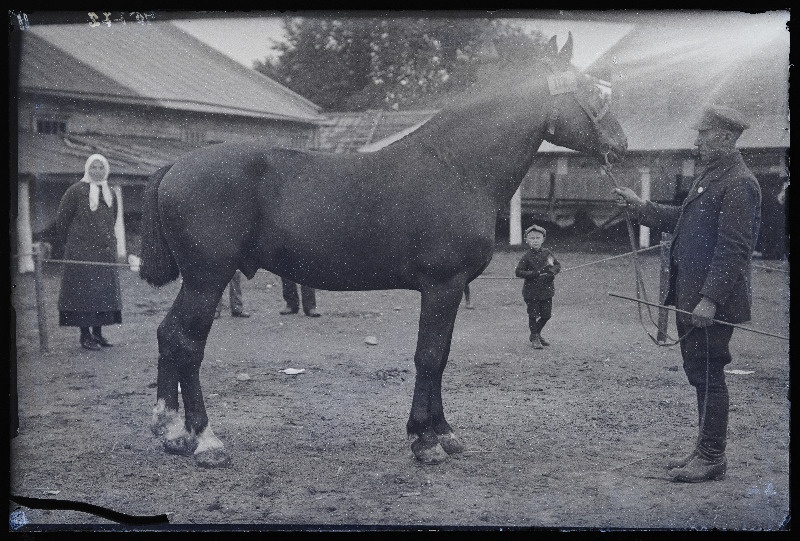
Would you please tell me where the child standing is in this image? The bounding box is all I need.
[515,224,561,349]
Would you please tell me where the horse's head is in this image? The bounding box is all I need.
[540,33,627,165]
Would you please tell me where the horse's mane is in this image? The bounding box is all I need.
[385,58,556,150]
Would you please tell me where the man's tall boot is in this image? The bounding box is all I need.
[665,387,703,469]
[670,386,728,482]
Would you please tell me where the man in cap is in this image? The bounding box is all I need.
[279,277,321,317]
[215,270,251,319]
[613,104,761,482]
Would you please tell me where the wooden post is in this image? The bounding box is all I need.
[33,244,49,352]
[509,186,522,245]
[682,158,695,180]
[657,232,672,343]
[112,184,127,261]
[17,180,34,274]
[545,172,557,223]
[638,167,651,248]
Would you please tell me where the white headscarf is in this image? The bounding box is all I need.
[80,153,113,211]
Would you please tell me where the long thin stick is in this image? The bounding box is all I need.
[475,245,660,279]
[560,245,659,272]
[11,253,132,267]
[43,258,131,267]
[608,292,789,341]
[754,263,789,274]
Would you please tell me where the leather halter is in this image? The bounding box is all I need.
[544,67,613,151]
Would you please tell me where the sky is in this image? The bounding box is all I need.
[174,17,287,68]
[174,15,634,72]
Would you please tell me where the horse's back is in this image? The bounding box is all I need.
[155,141,495,291]
[162,142,271,194]
[161,142,367,198]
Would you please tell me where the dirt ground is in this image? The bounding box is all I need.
[9,242,791,531]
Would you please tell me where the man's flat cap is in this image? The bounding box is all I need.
[692,104,750,132]
[525,224,547,237]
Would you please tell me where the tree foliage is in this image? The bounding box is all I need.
[254,16,548,111]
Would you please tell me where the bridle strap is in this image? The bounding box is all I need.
[569,90,615,152]
[575,95,609,127]
[545,67,611,142]
[547,107,559,135]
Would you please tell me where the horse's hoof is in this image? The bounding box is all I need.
[438,432,466,455]
[150,412,169,437]
[411,438,449,465]
[195,449,231,469]
[164,435,197,456]
[151,400,177,437]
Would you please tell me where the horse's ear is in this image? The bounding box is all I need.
[546,35,559,57]
[558,32,574,64]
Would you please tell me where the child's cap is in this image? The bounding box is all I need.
[524,224,547,237]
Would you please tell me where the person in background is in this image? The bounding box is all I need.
[613,104,761,483]
[279,277,320,317]
[55,154,122,351]
[514,224,561,349]
[777,180,789,259]
[215,270,250,319]
[777,180,788,206]
[463,284,474,309]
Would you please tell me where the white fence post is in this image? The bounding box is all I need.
[17,180,34,274]
[682,158,695,180]
[113,185,127,261]
[509,186,522,245]
[639,167,651,248]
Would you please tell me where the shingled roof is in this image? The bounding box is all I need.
[315,109,438,154]
[18,132,201,178]
[20,21,325,124]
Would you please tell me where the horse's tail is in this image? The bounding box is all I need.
[138,164,179,286]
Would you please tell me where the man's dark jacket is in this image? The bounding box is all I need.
[638,150,761,324]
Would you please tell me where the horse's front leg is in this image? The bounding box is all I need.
[407,281,466,464]
[151,280,231,468]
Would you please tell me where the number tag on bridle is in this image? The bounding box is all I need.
[547,71,578,95]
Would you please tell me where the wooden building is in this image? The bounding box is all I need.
[345,13,789,254]
[525,12,789,255]
[315,110,438,154]
[14,20,326,271]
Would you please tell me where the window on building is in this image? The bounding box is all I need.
[183,130,206,145]
[36,119,67,134]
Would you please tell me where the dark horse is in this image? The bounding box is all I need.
[139,34,627,467]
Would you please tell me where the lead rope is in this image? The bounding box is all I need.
[600,157,711,477]
[601,155,694,347]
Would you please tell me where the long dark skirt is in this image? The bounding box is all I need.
[59,310,122,327]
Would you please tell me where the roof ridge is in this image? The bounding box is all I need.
[22,30,141,98]
[24,22,323,123]
[164,21,322,114]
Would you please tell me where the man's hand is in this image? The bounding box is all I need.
[691,297,717,328]
[612,187,646,210]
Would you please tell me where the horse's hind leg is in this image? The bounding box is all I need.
[407,281,466,464]
[151,278,231,468]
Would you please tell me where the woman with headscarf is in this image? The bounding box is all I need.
[55,154,123,351]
